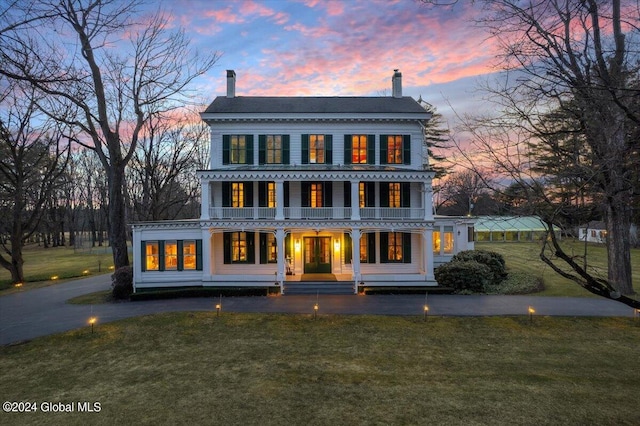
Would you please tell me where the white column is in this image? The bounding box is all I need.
[275,180,284,220]
[351,228,361,286]
[423,180,433,220]
[201,228,212,279]
[350,180,360,220]
[423,228,435,281]
[201,179,210,220]
[276,228,286,286]
[132,226,141,292]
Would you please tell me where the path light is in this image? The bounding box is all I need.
[83,270,90,275]
[528,306,535,324]
[51,275,59,280]
[88,316,97,333]
[423,305,429,322]
[215,294,222,317]
[14,282,23,288]
[634,308,640,322]
[313,302,319,319]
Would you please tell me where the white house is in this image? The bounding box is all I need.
[131,70,475,294]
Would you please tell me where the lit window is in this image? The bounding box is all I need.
[310,135,325,164]
[165,241,178,270]
[267,233,277,263]
[388,232,403,262]
[360,234,368,262]
[266,135,282,164]
[352,135,367,164]
[387,135,403,164]
[145,242,159,271]
[389,183,401,208]
[359,182,365,208]
[230,135,246,164]
[444,226,454,254]
[232,182,244,208]
[310,183,323,208]
[183,241,196,270]
[267,182,276,208]
[432,231,441,254]
[232,232,247,262]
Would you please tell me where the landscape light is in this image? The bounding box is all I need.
[215,294,222,317]
[423,305,429,322]
[528,306,535,324]
[51,275,59,280]
[88,316,97,333]
[313,303,319,319]
[83,270,90,275]
[14,282,23,288]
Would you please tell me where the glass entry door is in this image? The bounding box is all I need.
[303,237,331,273]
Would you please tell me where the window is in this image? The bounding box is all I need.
[389,183,401,208]
[343,233,375,264]
[360,233,369,262]
[444,226,454,254]
[259,135,290,164]
[387,135,403,164]
[302,134,332,164]
[381,232,411,263]
[260,233,278,264]
[359,182,366,208]
[165,241,178,270]
[183,241,196,270]
[267,182,276,208]
[231,182,244,207]
[310,183,323,207]
[142,240,202,271]
[223,232,255,264]
[380,135,410,165]
[432,231,441,254]
[145,242,159,271]
[231,232,247,262]
[223,135,253,165]
[380,182,409,208]
[387,232,403,262]
[266,135,282,163]
[352,135,368,164]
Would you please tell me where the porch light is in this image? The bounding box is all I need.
[294,239,301,251]
[334,239,340,251]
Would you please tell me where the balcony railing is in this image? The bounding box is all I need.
[208,206,425,220]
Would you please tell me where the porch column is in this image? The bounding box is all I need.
[201,228,212,279]
[423,180,433,220]
[275,180,284,220]
[351,228,361,287]
[423,228,435,281]
[201,179,210,220]
[350,180,360,221]
[276,228,286,286]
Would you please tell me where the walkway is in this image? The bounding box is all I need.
[0,275,636,345]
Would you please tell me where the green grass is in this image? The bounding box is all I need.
[0,245,115,293]
[1,313,639,425]
[477,241,640,297]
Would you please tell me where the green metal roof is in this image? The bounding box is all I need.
[474,216,548,232]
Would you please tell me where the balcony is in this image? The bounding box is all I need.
[209,206,425,220]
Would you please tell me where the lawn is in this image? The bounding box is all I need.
[0,245,115,293]
[1,313,639,425]
[476,240,640,297]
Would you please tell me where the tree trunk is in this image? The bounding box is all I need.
[107,163,130,268]
[606,196,633,295]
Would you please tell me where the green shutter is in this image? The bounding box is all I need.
[244,181,254,207]
[222,182,230,207]
[324,181,332,207]
[325,135,333,164]
[343,181,351,207]
[259,135,266,165]
[301,134,309,164]
[301,182,310,207]
[403,135,411,165]
[366,182,375,207]
[380,135,388,164]
[344,233,352,264]
[368,233,376,263]
[258,182,266,207]
[284,181,290,207]
[247,232,255,264]
[403,233,411,263]
[177,240,184,271]
[380,183,389,208]
[259,233,267,264]
[141,241,147,272]
[222,135,230,165]
[196,239,203,270]
[367,135,375,164]
[344,135,352,165]
[223,233,231,264]
[283,135,290,164]
[380,232,388,263]
[158,241,165,271]
[401,183,410,208]
[246,135,254,165]
[285,233,291,259]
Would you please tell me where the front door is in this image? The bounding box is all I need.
[303,237,331,273]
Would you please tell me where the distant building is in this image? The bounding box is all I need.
[474,216,554,242]
[577,221,638,245]
[131,70,475,294]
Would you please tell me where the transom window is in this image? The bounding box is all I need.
[389,183,401,208]
[230,135,247,164]
[352,135,367,164]
[165,241,178,270]
[231,232,247,262]
[310,135,325,164]
[232,183,244,207]
[266,135,282,164]
[386,135,403,164]
[311,183,323,207]
[387,232,403,262]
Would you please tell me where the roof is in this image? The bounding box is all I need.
[202,96,428,115]
[474,216,548,232]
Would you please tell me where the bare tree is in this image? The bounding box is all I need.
[0,80,71,283]
[0,0,219,268]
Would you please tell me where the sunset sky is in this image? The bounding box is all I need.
[164,0,500,122]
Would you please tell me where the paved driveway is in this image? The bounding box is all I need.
[0,275,636,345]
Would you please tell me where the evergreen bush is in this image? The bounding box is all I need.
[434,261,492,293]
[451,250,507,285]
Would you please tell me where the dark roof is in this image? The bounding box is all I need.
[203,96,427,115]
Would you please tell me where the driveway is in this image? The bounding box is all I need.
[0,275,636,345]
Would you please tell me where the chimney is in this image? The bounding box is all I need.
[392,69,402,98]
[226,70,236,98]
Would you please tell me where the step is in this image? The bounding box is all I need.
[284,282,355,295]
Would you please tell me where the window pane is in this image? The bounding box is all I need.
[387,135,402,164]
[387,232,403,261]
[352,135,367,164]
[444,226,454,254]
[232,182,244,208]
[266,135,282,164]
[183,240,196,270]
[165,241,178,270]
[432,231,441,254]
[310,135,325,164]
[145,242,159,271]
[230,135,247,164]
[267,233,277,263]
[389,183,401,208]
[267,182,276,208]
[360,234,368,262]
[232,232,247,262]
[311,183,323,208]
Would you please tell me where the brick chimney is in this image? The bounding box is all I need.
[392,69,402,98]
[226,70,236,98]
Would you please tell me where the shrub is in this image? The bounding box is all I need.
[451,250,507,285]
[435,260,492,293]
[484,272,545,295]
[111,266,133,300]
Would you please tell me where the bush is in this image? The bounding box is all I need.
[484,272,544,295]
[434,261,493,293]
[111,266,133,300]
[451,250,507,285]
